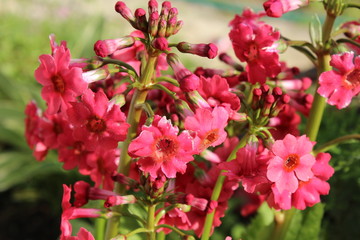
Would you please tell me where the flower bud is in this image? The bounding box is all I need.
[104,195,136,208]
[219,53,243,71]
[149,12,160,36]
[148,0,158,15]
[152,37,169,51]
[176,42,218,59]
[134,8,148,32]
[115,1,136,27]
[94,36,135,57]
[167,53,199,92]
[82,68,110,83]
[173,20,183,35]
[157,17,167,37]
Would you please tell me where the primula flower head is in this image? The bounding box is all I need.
[267,134,315,193]
[318,52,360,109]
[128,115,195,178]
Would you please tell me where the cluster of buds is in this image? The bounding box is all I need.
[251,85,290,118]
[115,0,183,39]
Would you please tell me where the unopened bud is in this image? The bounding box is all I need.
[104,195,136,208]
[149,12,160,36]
[157,18,167,37]
[176,42,218,59]
[219,53,243,71]
[272,87,282,99]
[148,0,158,14]
[173,20,183,35]
[152,37,169,51]
[115,1,136,27]
[134,8,148,32]
[94,36,135,57]
[166,17,177,37]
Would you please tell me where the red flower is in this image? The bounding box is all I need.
[263,0,309,18]
[67,89,130,151]
[229,23,281,84]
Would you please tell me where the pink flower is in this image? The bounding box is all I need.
[197,75,241,120]
[184,107,228,152]
[229,23,281,84]
[267,134,316,193]
[60,185,100,240]
[128,115,195,178]
[34,43,88,114]
[291,153,334,210]
[263,0,309,18]
[229,8,266,30]
[318,52,360,109]
[67,89,130,151]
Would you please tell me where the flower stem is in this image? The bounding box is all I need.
[104,55,158,240]
[201,133,249,240]
[313,134,360,154]
[147,204,157,240]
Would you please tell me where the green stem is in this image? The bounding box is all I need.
[313,134,360,154]
[95,217,106,240]
[104,55,158,240]
[201,133,250,240]
[337,38,360,49]
[147,204,156,240]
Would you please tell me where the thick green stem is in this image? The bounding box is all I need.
[104,55,158,240]
[314,134,360,154]
[147,204,157,240]
[201,134,250,240]
[95,217,106,240]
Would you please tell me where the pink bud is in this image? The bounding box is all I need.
[152,37,169,51]
[149,12,160,36]
[94,36,135,57]
[148,0,158,14]
[176,42,218,59]
[104,195,136,208]
[115,1,135,22]
[134,8,148,31]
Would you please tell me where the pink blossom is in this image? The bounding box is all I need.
[128,115,195,178]
[267,134,315,193]
[318,52,360,109]
[229,8,266,30]
[184,107,228,152]
[34,43,88,114]
[263,0,309,18]
[197,75,241,120]
[67,89,130,151]
[229,23,281,84]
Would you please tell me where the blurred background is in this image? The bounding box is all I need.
[0,0,359,239]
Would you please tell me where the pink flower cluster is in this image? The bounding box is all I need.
[220,134,334,210]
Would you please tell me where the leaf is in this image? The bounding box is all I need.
[309,15,322,48]
[242,202,275,240]
[297,203,324,240]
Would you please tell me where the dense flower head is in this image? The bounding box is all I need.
[128,115,195,178]
[318,52,360,109]
[34,39,88,114]
[229,21,281,84]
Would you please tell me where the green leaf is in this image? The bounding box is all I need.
[297,204,324,240]
[242,202,275,240]
[309,15,322,48]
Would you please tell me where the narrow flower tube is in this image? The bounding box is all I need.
[115,1,136,27]
[104,195,136,208]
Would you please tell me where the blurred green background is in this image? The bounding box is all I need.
[0,0,359,239]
